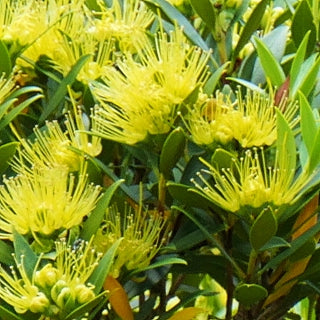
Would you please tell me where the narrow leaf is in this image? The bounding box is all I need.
[232,0,269,61]
[299,92,317,156]
[203,62,229,94]
[0,41,12,76]
[13,230,38,280]
[253,36,286,87]
[39,54,91,122]
[290,31,310,90]
[0,306,24,320]
[0,142,19,176]
[189,0,216,31]
[291,0,317,56]
[129,256,187,276]
[80,180,124,240]
[143,0,209,50]
[64,293,107,320]
[276,110,296,177]
[0,94,43,131]
[88,238,122,294]
[307,129,320,173]
[0,240,14,265]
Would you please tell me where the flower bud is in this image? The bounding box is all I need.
[29,292,50,313]
[51,280,68,303]
[74,284,95,304]
[35,264,59,289]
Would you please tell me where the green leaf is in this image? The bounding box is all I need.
[226,77,265,93]
[290,31,310,90]
[0,240,14,265]
[159,127,185,179]
[258,236,290,252]
[276,110,296,177]
[64,292,107,320]
[253,36,286,87]
[88,238,122,294]
[232,0,269,62]
[129,256,187,276]
[172,205,246,279]
[0,41,12,76]
[234,283,268,307]
[143,0,209,50]
[259,221,320,275]
[250,207,278,252]
[39,54,91,122]
[0,306,24,320]
[203,62,229,94]
[80,179,124,240]
[289,238,316,262]
[0,142,19,175]
[294,56,320,99]
[189,0,216,31]
[0,94,43,131]
[299,92,317,157]
[167,182,214,210]
[291,0,317,56]
[307,129,320,173]
[13,230,39,280]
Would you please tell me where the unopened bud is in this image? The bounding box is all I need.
[35,264,59,288]
[74,284,95,304]
[29,292,50,313]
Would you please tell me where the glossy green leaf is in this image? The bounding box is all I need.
[289,238,316,262]
[211,148,236,169]
[232,0,269,62]
[0,94,43,131]
[0,41,12,76]
[294,56,320,99]
[299,92,317,157]
[143,0,209,50]
[276,110,296,177]
[0,142,19,176]
[203,62,228,94]
[159,127,185,179]
[167,182,214,210]
[234,283,268,307]
[258,236,290,252]
[259,221,320,275]
[307,129,320,174]
[250,208,278,252]
[172,205,246,279]
[291,0,317,56]
[39,54,91,122]
[226,77,265,93]
[129,256,187,276]
[13,229,39,281]
[189,0,216,31]
[80,179,124,240]
[290,31,310,90]
[64,292,107,320]
[253,36,286,87]
[88,238,122,294]
[0,240,13,265]
[0,306,24,320]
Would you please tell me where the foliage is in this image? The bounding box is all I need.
[0,0,319,319]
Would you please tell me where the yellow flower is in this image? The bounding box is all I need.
[88,0,154,53]
[90,26,211,144]
[191,148,314,213]
[12,105,102,172]
[0,240,101,316]
[185,90,298,148]
[94,203,167,278]
[0,255,49,314]
[0,165,101,242]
